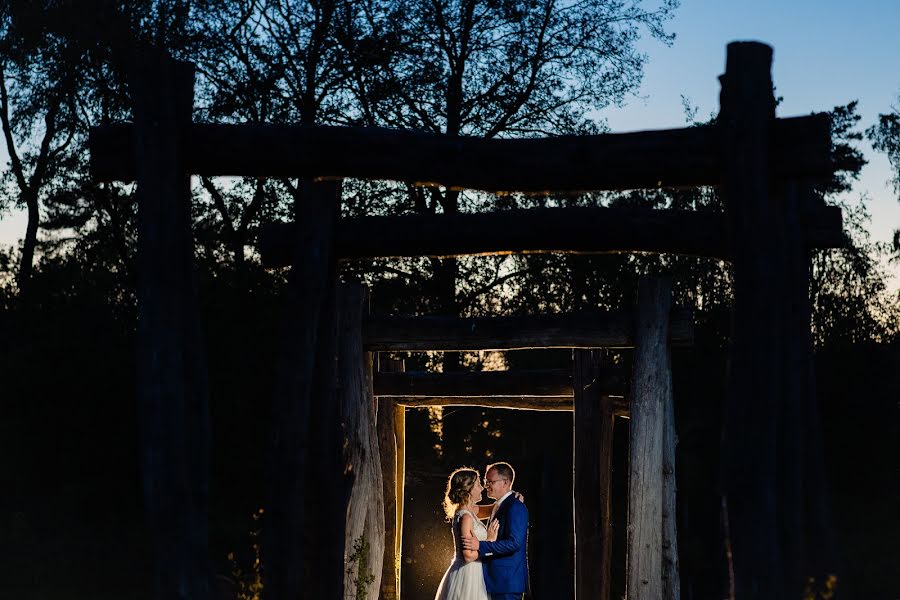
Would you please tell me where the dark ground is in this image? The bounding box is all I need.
[1,305,897,599]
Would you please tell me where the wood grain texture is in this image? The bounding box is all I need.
[338,285,385,600]
[393,394,627,414]
[662,349,680,600]
[376,358,405,600]
[574,350,616,600]
[627,277,672,600]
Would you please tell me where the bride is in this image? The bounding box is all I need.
[433,468,499,600]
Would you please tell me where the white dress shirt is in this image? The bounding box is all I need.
[489,490,514,522]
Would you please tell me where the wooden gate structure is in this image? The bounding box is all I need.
[90,42,843,600]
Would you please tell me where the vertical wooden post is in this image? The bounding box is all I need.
[662,355,680,600]
[338,285,386,600]
[574,349,614,600]
[377,356,406,600]
[785,185,837,587]
[719,41,784,599]
[129,52,211,600]
[627,277,673,600]
[778,181,807,593]
[264,179,343,600]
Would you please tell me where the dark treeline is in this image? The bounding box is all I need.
[0,1,899,598]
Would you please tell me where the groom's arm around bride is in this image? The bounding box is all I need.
[466,498,527,558]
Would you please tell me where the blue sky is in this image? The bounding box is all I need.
[600,0,900,290]
[1,0,899,289]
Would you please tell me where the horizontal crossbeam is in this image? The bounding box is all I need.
[259,205,843,265]
[391,395,629,415]
[89,115,832,191]
[373,368,623,397]
[363,309,694,351]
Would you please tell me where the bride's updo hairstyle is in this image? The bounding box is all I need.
[442,467,480,521]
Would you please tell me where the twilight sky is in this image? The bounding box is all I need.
[601,0,900,290]
[1,0,899,289]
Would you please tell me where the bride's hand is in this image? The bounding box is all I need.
[514,491,525,504]
[486,519,499,541]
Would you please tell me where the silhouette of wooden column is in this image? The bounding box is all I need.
[662,334,681,600]
[627,277,674,600]
[339,284,386,600]
[781,185,838,589]
[129,52,211,599]
[573,349,616,600]
[377,356,406,600]
[719,41,787,598]
[264,179,344,600]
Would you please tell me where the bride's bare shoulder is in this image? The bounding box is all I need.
[455,509,476,524]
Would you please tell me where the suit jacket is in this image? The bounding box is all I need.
[478,495,529,594]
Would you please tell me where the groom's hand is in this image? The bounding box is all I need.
[461,533,480,552]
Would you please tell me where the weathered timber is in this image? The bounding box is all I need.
[258,205,844,266]
[719,42,784,599]
[129,53,211,600]
[662,343,681,600]
[392,402,406,596]
[373,368,620,398]
[394,395,628,414]
[574,350,616,600]
[90,115,833,190]
[264,180,343,600]
[627,277,673,600]
[363,309,693,352]
[376,358,406,600]
[338,285,385,600]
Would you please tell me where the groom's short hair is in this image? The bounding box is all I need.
[487,461,515,485]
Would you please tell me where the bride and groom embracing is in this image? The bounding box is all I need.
[433,462,529,600]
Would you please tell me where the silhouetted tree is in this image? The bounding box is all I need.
[343,0,679,372]
[867,97,900,259]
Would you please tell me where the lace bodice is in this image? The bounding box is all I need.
[451,509,487,561]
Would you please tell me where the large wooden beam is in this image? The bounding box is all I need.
[662,342,681,600]
[129,53,211,600]
[363,309,694,351]
[373,368,622,398]
[258,205,844,266]
[338,285,385,600]
[264,180,344,600]
[719,42,784,599]
[90,115,832,190]
[574,350,616,600]
[627,277,673,600]
[393,395,628,414]
[376,358,406,600]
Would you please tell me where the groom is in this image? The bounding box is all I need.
[462,462,529,600]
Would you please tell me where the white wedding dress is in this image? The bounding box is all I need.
[433,509,491,600]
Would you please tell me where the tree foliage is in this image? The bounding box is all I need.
[0,3,895,340]
[867,98,900,258]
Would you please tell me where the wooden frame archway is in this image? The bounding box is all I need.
[90,41,841,600]
[369,278,686,600]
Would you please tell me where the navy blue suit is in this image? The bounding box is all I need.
[478,495,529,600]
